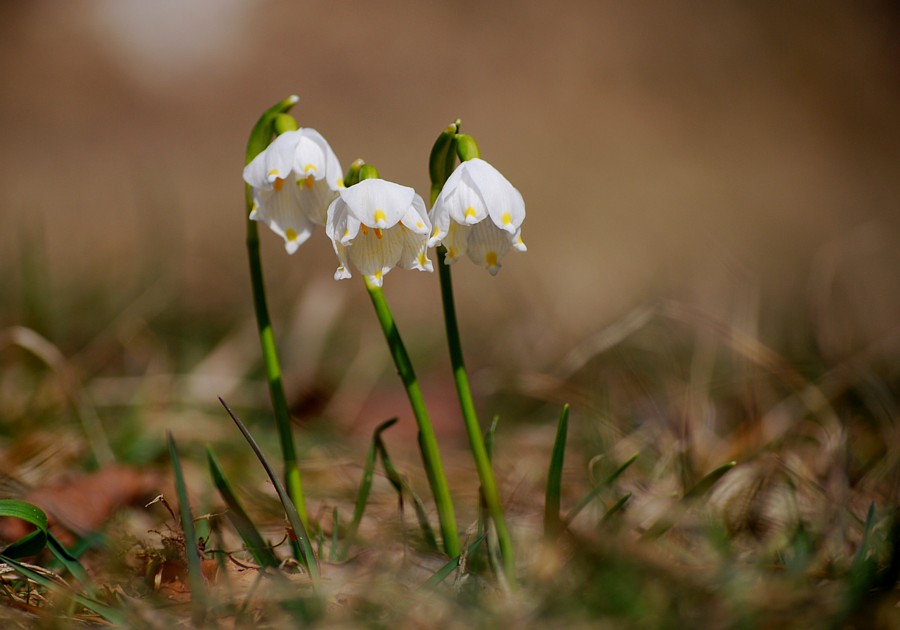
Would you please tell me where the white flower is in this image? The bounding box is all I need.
[428,158,526,275]
[243,128,343,253]
[326,179,433,286]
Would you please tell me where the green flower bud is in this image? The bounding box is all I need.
[273,113,299,135]
[429,119,461,205]
[358,164,381,182]
[344,159,365,187]
[455,133,481,162]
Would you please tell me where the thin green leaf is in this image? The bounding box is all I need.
[337,418,396,561]
[219,398,320,585]
[374,425,439,551]
[544,404,570,539]
[485,416,500,462]
[167,432,208,628]
[0,499,48,558]
[329,507,340,562]
[600,493,632,524]
[207,446,279,569]
[421,534,486,590]
[0,554,125,625]
[564,452,639,525]
[683,461,736,500]
[47,533,95,596]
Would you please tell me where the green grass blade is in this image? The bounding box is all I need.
[564,452,639,525]
[337,418,396,561]
[47,532,95,596]
[544,404,570,539]
[207,446,279,569]
[167,432,208,627]
[0,498,49,558]
[421,534,486,589]
[683,461,736,500]
[0,554,125,625]
[219,398,320,585]
[374,424,439,551]
[600,493,632,524]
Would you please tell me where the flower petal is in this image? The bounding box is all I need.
[340,179,415,227]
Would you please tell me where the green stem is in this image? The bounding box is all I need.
[245,211,309,531]
[243,96,309,536]
[363,276,460,557]
[436,246,517,588]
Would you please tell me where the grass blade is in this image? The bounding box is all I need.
[544,403,570,540]
[0,554,125,625]
[421,534,487,589]
[374,423,439,551]
[337,418,396,561]
[167,431,208,627]
[207,446,279,569]
[564,452,639,525]
[219,398,320,585]
[683,461,737,499]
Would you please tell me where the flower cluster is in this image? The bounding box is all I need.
[245,129,526,281]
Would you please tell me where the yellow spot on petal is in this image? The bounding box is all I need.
[418,252,427,265]
[465,207,477,219]
[337,179,345,188]
[374,209,387,225]
[303,163,317,173]
[285,228,298,242]
[267,169,280,178]
[447,247,457,259]
[374,228,383,240]
[305,174,314,189]
[273,177,285,191]
[485,252,498,268]
[343,228,350,238]
[251,201,258,212]
[416,221,424,229]
[374,271,383,280]
[432,227,441,238]
[501,212,512,226]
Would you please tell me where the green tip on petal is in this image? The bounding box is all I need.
[358,164,380,181]
[455,134,481,162]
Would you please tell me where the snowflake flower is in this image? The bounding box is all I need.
[326,178,432,286]
[243,129,343,253]
[428,158,526,275]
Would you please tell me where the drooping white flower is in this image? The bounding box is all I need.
[243,128,343,253]
[326,179,432,286]
[428,158,526,275]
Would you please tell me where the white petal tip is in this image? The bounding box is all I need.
[334,267,352,281]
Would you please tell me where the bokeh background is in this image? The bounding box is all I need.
[2,0,898,443]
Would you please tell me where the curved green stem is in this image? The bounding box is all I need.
[243,96,309,535]
[436,247,517,588]
[363,276,460,557]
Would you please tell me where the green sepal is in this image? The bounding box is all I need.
[344,158,365,187]
[245,94,300,165]
[358,164,381,181]
[455,133,481,162]
[429,119,460,205]
[273,113,300,135]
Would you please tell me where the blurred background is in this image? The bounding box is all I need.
[1,0,898,447]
